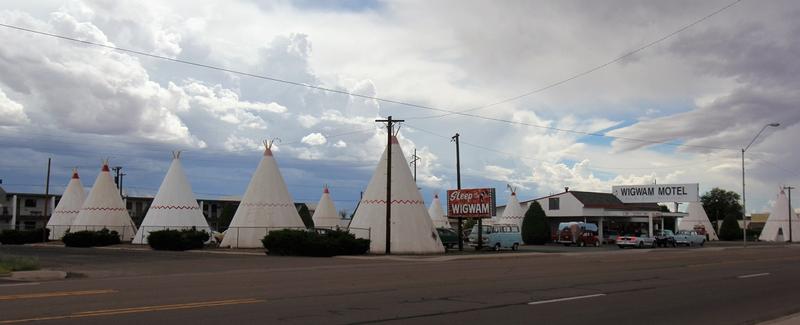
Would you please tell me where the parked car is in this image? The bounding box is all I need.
[674,230,706,247]
[468,224,522,251]
[557,222,600,247]
[603,230,619,244]
[654,229,677,248]
[436,228,460,249]
[617,232,656,248]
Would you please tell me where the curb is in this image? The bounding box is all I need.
[10,270,67,282]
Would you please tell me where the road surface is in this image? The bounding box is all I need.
[1,244,799,324]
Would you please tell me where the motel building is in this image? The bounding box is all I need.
[496,188,687,242]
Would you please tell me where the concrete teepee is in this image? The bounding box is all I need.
[312,186,340,229]
[496,187,524,226]
[678,201,719,241]
[349,135,444,254]
[759,189,799,242]
[220,140,305,248]
[428,194,450,229]
[47,168,86,239]
[72,160,137,240]
[133,152,210,244]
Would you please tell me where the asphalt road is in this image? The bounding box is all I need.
[1,245,799,324]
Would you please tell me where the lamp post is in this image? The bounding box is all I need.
[742,123,779,247]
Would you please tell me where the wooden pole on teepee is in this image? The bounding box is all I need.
[376,116,403,255]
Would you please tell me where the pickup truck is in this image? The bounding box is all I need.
[674,230,706,247]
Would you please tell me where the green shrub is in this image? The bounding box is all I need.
[522,201,550,245]
[0,228,49,245]
[262,229,370,257]
[719,213,742,241]
[62,229,121,247]
[147,229,210,251]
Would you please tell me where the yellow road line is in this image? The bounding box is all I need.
[0,290,117,301]
[0,298,264,324]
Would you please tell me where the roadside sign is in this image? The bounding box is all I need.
[446,188,496,218]
[612,183,700,203]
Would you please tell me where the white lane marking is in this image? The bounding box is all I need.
[737,273,770,279]
[528,293,606,305]
[0,282,41,288]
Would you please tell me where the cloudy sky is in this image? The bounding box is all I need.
[0,0,798,214]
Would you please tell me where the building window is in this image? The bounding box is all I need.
[136,202,143,213]
[211,205,218,218]
[549,197,560,210]
[127,201,133,210]
[24,199,37,208]
[23,221,36,230]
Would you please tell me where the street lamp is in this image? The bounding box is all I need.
[742,122,780,247]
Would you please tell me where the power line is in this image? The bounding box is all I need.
[0,0,743,153]
[406,0,745,120]
[404,123,722,172]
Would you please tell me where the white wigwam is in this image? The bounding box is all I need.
[72,160,137,240]
[46,168,86,239]
[349,135,444,254]
[496,188,524,226]
[133,152,210,244]
[428,194,450,229]
[678,201,719,241]
[220,140,305,248]
[312,186,340,228]
[759,189,799,242]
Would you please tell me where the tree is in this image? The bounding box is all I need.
[701,188,743,230]
[298,204,314,229]
[218,204,237,231]
[719,212,742,240]
[522,201,549,245]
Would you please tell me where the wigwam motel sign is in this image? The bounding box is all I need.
[612,183,699,203]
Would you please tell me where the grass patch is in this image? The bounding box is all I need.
[0,255,41,275]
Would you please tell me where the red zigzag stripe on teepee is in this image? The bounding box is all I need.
[54,210,80,214]
[361,199,425,205]
[150,205,199,210]
[82,207,127,211]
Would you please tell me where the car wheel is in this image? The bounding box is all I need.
[651,242,657,248]
[594,241,600,247]
[700,240,705,247]
[494,243,501,251]
[690,241,694,247]
[579,241,585,247]
[512,243,519,251]
[618,245,624,249]
[638,241,643,248]
[672,241,676,248]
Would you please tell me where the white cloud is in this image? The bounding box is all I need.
[223,135,260,152]
[0,88,29,125]
[301,132,327,146]
[333,140,347,148]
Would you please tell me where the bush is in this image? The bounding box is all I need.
[0,228,49,245]
[719,213,742,241]
[147,229,210,251]
[62,229,121,247]
[522,201,550,245]
[262,229,370,257]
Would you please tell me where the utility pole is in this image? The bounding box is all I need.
[410,149,421,183]
[43,158,51,236]
[451,133,463,251]
[785,186,795,243]
[119,172,126,199]
[375,116,403,255]
[112,166,123,198]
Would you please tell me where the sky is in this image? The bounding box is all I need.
[0,0,798,214]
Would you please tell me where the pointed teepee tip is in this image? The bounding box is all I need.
[101,158,110,172]
[390,135,399,144]
[172,150,182,159]
[434,194,438,199]
[323,184,329,194]
[263,138,280,156]
[71,168,79,179]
